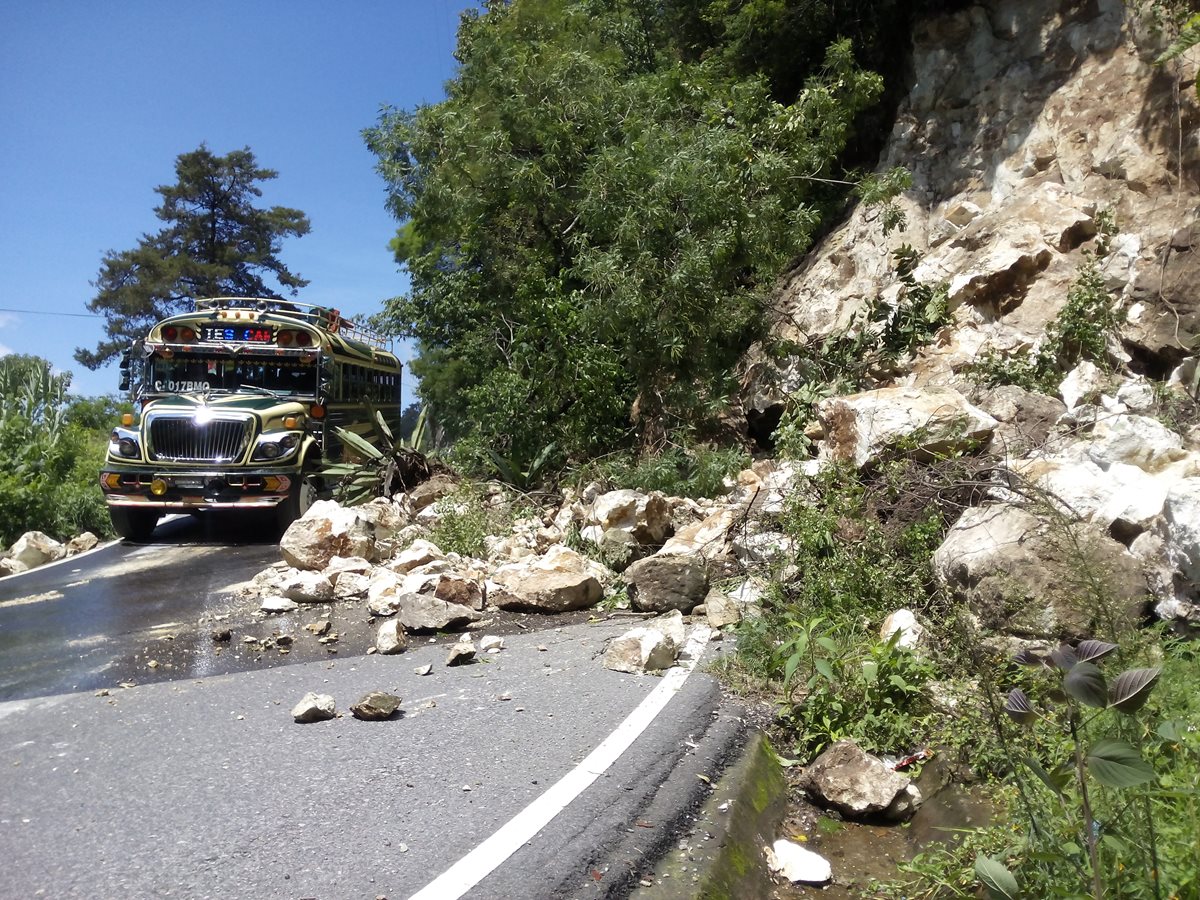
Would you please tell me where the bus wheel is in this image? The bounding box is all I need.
[276,471,322,535]
[110,507,160,542]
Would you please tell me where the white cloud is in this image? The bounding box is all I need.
[0,313,16,329]
[0,343,12,357]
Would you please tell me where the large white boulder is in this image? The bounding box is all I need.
[490,545,605,612]
[816,387,997,469]
[280,500,374,571]
[1164,478,1200,584]
[9,532,65,570]
[580,489,672,545]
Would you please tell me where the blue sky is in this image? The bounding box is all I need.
[0,1,473,404]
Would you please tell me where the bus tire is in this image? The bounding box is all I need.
[276,470,322,535]
[110,507,160,542]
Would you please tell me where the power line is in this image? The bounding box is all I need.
[0,307,99,318]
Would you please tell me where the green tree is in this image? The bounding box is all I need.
[366,0,885,465]
[76,145,311,369]
[0,355,113,544]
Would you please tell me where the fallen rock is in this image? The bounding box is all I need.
[659,507,736,559]
[816,386,997,469]
[376,619,408,655]
[602,610,687,674]
[626,554,708,613]
[350,691,403,721]
[65,532,100,555]
[880,609,925,651]
[397,592,482,631]
[479,635,504,653]
[766,839,832,886]
[446,638,476,666]
[1059,360,1108,410]
[703,587,742,628]
[260,595,300,614]
[390,539,446,573]
[801,740,919,821]
[9,531,66,570]
[280,500,374,571]
[0,557,29,576]
[333,571,371,600]
[404,474,458,513]
[582,489,673,545]
[432,573,485,610]
[973,384,1065,456]
[279,569,335,603]
[933,503,1149,637]
[291,692,336,723]
[1164,478,1200,584]
[491,546,604,612]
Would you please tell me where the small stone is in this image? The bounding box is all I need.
[260,595,300,614]
[147,660,159,669]
[376,619,408,655]
[767,839,832,885]
[242,636,258,644]
[275,634,294,647]
[211,629,232,642]
[94,689,109,697]
[305,620,331,635]
[479,635,505,653]
[291,692,336,723]
[350,691,403,721]
[415,664,433,676]
[446,638,476,667]
[318,634,339,645]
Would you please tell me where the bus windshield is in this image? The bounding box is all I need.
[146,354,319,398]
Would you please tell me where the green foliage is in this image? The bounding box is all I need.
[0,355,115,544]
[773,616,937,756]
[1155,10,1200,100]
[970,252,1124,394]
[426,488,493,558]
[77,145,311,369]
[365,0,902,460]
[577,444,750,499]
[878,638,1200,900]
[730,457,977,759]
[487,442,559,491]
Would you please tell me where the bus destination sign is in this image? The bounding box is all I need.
[201,326,274,344]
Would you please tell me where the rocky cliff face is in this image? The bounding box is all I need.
[751,0,1198,392]
[745,0,1200,627]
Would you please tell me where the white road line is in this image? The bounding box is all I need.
[407,625,713,900]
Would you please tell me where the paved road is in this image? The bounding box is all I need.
[0,525,747,899]
[0,515,282,702]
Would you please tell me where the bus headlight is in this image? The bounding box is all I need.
[109,428,141,459]
[251,431,301,462]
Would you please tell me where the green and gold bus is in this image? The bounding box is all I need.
[100,297,402,540]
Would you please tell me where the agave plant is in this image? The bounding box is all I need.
[321,402,433,505]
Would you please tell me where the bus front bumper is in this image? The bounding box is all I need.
[100,469,294,510]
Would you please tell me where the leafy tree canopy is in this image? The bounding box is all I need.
[367,0,893,467]
[76,145,311,369]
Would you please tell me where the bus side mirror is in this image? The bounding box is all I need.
[118,352,131,392]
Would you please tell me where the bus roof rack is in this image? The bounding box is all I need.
[192,297,390,351]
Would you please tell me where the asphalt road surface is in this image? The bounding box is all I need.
[0,521,746,899]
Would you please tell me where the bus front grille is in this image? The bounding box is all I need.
[148,416,252,463]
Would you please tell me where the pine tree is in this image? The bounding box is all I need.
[76,145,311,369]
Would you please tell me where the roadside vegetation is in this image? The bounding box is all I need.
[0,355,119,546]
